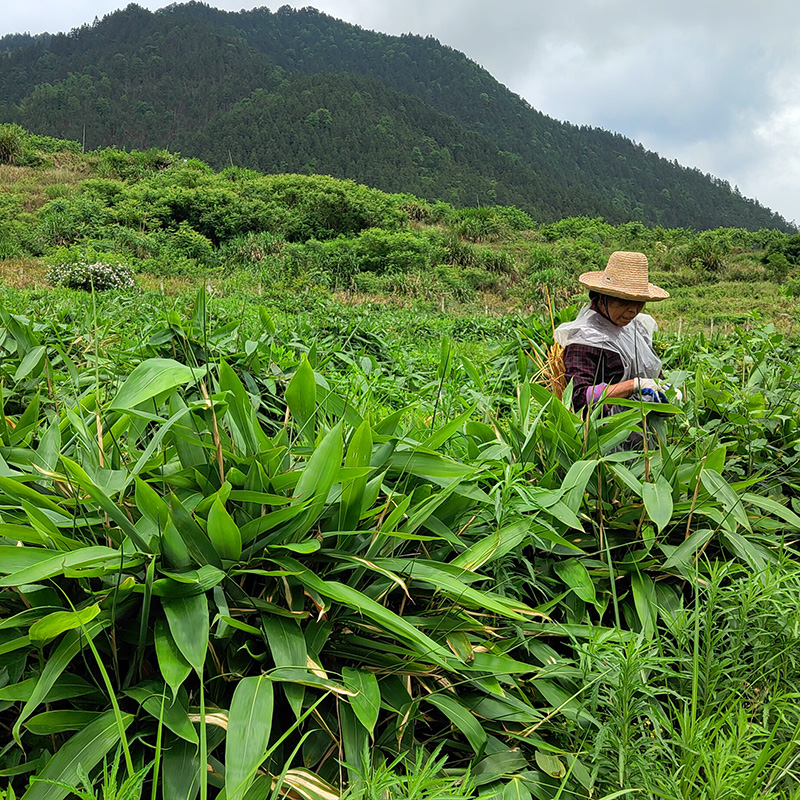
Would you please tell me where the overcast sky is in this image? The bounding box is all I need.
[5,1,800,225]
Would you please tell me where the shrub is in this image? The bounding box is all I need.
[47,260,136,291]
[0,123,26,165]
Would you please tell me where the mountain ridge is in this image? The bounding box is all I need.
[0,2,792,231]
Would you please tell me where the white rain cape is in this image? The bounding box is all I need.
[554,304,662,381]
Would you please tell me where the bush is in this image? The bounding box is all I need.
[0,123,26,165]
[47,260,136,291]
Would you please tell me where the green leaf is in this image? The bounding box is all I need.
[0,547,125,587]
[554,559,596,604]
[262,616,306,719]
[110,358,201,410]
[13,620,108,744]
[24,710,102,736]
[272,557,454,668]
[208,498,242,560]
[427,692,487,755]
[534,750,566,778]
[631,571,657,638]
[169,492,222,568]
[642,476,674,533]
[701,469,751,531]
[502,776,533,800]
[60,457,152,552]
[225,676,274,800]
[29,605,101,643]
[340,417,373,530]
[21,711,133,800]
[124,683,197,744]
[285,355,316,440]
[661,528,715,569]
[162,594,209,675]
[14,345,46,382]
[155,618,192,699]
[342,667,380,736]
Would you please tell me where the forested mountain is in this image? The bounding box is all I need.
[0,2,792,230]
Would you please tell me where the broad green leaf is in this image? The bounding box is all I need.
[208,498,242,560]
[642,476,674,533]
[534,750,566,778]
[29,605,101,643]
[24,710,101,736]
[162,594,209,675]
[154,618,192,699]
[554,559,596,604]
[21,711,133,800]
[427,692,487,755]
[272,557,454,668]
[13,619,108,744]
[162,734,200,800]
[502,776,533,800]
[60,458,152,552]
[285,355,316,440]
[631,571,657,638]
[701,469,751,531]
[225,676,274,800]
[0,547,123,586]
[124,683,198,744]
[109,358,200,410]
[561,459,598,512]
[340,417,373,530]
[169,492,222,568]
[14,345,46,382]
[743,492,800,529]
[262,616,306,719]
[661,528,715,569]
[342,667,380,735]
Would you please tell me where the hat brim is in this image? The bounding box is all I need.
[579,271,669,302]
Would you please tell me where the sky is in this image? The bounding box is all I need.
[4,1,800,225]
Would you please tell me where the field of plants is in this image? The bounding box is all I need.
[0,282,797,800]
[0,126,800,799]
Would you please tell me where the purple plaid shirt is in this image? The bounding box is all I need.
[563,344,625,410]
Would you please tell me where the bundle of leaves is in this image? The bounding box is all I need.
[46,260,136,291]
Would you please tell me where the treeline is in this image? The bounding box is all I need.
[2,126,799,307]
[0,3,793,231]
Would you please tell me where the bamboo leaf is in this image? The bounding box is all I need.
[262,616,306,719]
[154,618,192,699]
[554,559,596,604]
[208,498,242,560]
[109,358,201,410]
[342,667,380,735]
[427,692,487,755]
[21,711,133,800]
[701,469,751,531]
[162,594,209,675]
[642,476,674,533]
[285,355,316,440]
[13,619,108,744]
[225,676,274,800]
[28,605,101,643]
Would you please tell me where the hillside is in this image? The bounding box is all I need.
[0,3,792,231]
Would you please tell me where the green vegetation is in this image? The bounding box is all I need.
[0,4,793,230]
[0,130,799,799]
[0,281,798,799]
[1,127,798,332]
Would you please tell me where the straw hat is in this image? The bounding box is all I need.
[579,251,669,302]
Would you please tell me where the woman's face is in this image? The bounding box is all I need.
[606,297,645,326]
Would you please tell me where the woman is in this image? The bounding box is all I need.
[554,251,669,412]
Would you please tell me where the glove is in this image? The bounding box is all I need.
[661,383,684,404]
[632,378,663,393]
[632,378,667,404]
